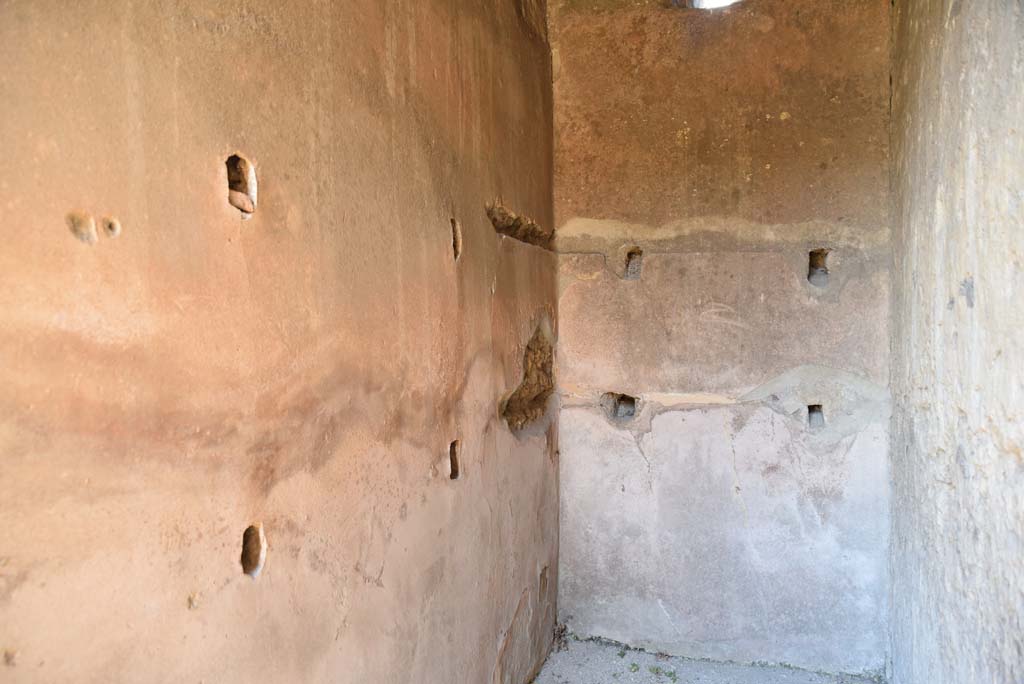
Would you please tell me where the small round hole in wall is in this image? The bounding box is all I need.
[226,154,257,218]
[448,440,461,480]
[101,216,122,238]
[451,218,463,262]
[240,523,266,578]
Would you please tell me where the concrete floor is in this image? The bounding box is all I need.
[534,638,877,684]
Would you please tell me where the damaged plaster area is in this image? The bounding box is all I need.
[535,638,877,684]
[502,323,556,431]
[558,366,891,676]
[488,201,555,250]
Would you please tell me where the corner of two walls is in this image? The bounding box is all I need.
[0,1,558,682]
[550,0,892,677]
[889,2,1024,683]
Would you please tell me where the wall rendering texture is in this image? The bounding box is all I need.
[890,1,1024,683]
[551,0,892,675]
[0,2,557,682]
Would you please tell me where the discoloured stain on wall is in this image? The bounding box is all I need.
[551,0,891,229]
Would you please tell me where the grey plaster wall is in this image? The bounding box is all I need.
[889,2,1024,683]
[551,0,893,676]
[560,370,891,675]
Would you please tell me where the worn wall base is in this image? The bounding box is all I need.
[559,373,890,676]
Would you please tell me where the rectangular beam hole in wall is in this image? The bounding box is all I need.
[624,247,643,280]
[602,392,638,420]
[808,404,825,428]
[808,249,830,287]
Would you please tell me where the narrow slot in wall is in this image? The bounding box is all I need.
[451,218,463,261]
[448,440,461,480]
[226,154,257,217]
[240,523,267,578]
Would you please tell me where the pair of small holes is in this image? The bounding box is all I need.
[66,212,122,244]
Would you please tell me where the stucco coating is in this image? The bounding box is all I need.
[0,2,558,682]
[559,394,890,675]
[5,0,1021,681]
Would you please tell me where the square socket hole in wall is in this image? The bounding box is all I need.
[448,440,461,480]
[808,248,830,287]
[624,247,643,280]
[808,404,825,429]
[602,392,638,420]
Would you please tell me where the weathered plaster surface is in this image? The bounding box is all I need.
[558,227,890,399]
[890,2,1024,683]
[0,2,557,682]
[560,369,891,676]
[551,0,890,230]
[551,0,892,675]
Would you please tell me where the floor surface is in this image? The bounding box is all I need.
[533,638,878,684]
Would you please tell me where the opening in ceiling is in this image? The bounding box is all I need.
[687,0,742,8]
